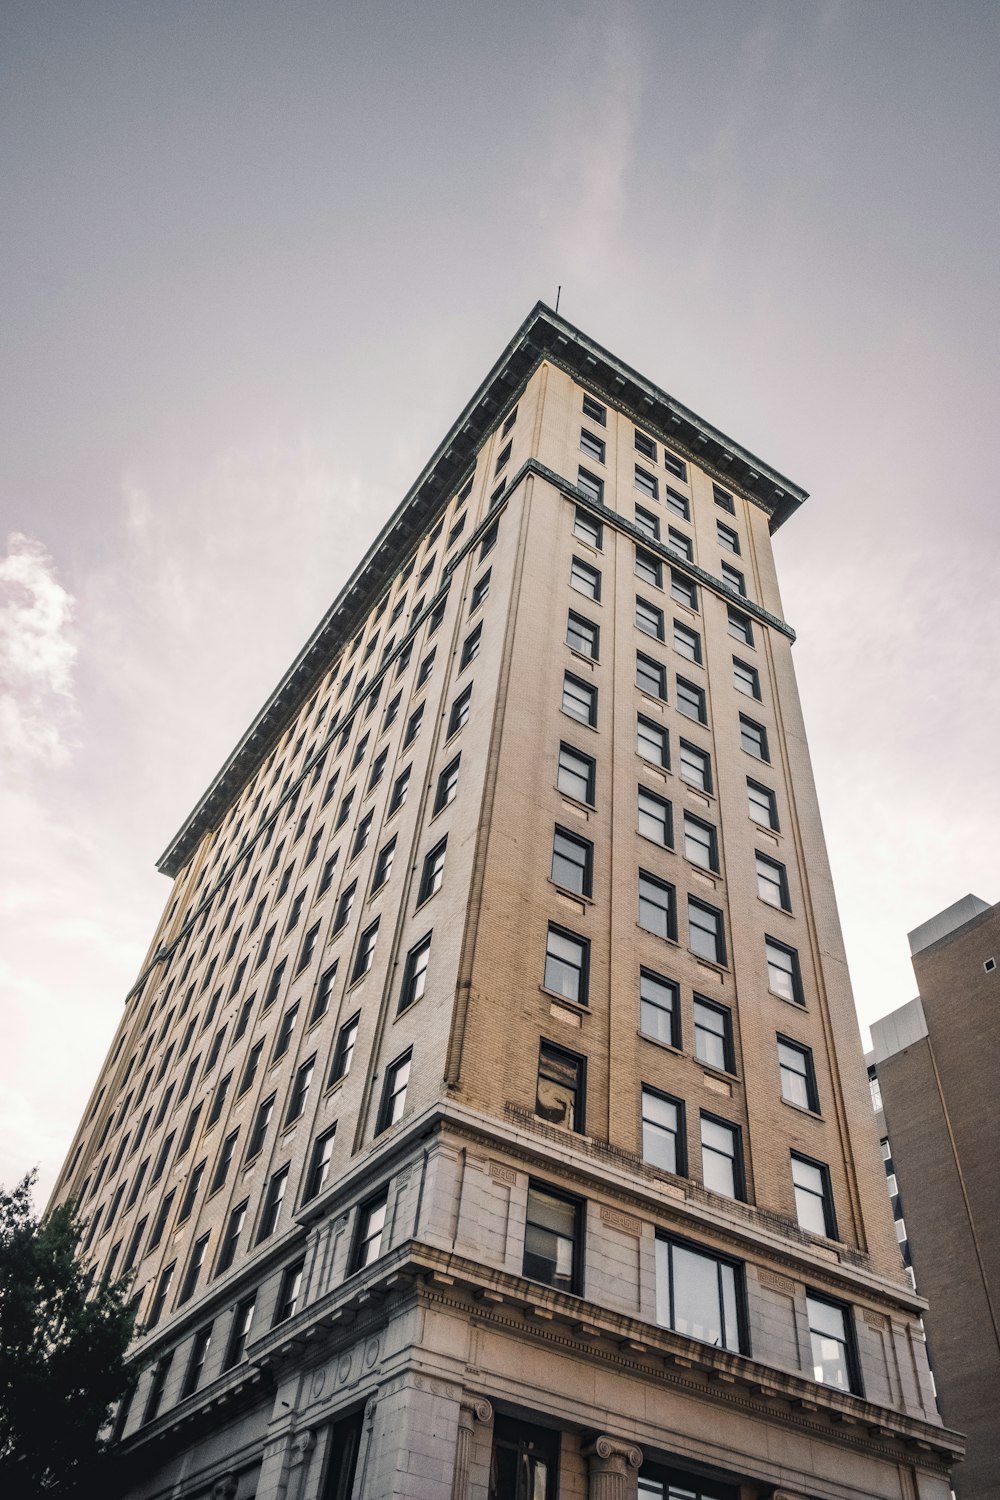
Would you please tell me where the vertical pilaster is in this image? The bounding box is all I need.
[450,1397,493,1500]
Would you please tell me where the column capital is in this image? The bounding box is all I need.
[460,1395,494,1426]
[584,1435,644,1472]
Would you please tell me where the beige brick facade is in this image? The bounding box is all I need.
[52,306,960,1500]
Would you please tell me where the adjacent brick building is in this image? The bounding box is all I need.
[51,305,961,1499]
[869,895,1000,1500]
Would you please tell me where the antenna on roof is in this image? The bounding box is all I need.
[555,285,562,314]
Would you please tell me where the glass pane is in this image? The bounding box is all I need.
[671,1244,724,1346]
[810,1329,850,1389]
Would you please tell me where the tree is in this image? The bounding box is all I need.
[0,1172,139,1498]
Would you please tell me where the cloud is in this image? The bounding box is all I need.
[0,532,78,766]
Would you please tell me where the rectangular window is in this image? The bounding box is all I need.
[303,1124,337,1202]
[778,1037,819,1112]
[543,924,589,1005]
[717,521,740,554]
[371,837,396,893]
[638,786,672,847]
[663,450,687,481]
[470,570,491,611]
[350,732,370,771]
[296,922,320,975]
[727,606,754,646]
[382,690,401,731]
[634,429,656,460]
[582,393,606,425]
[147,1187,175,1252]
[642,1087,684,1174]
[747,779,778,829]
[733,658,761,699]
[448,515,466,548]
[434,755,460,813]
[460,623,482,670]
[398,934,432,1012]
[367,747,388,792]
[402,704,423,748]
[448,684,472,736]
[178,1231,210,1305]
[334,789,355,831]
[210,1129,239,1194]
[661,487,687,523]
[632,651,667,704]
[635,597,665,641]
[273,1259,304,1325]
[351,1190,389,1272]
[676,677,706,723]
[634,504,659,542]
[535,1041,585,1132]
[566,610,600,659]
[792,1153,837,1238]
[739,715,769,761]
[713,483,735,512]
[689,899,725,965]
[494,440,512,476]
[570,555,601,601]
[683,812,718,871]
[766,937,803,1003]
[557,743,596,805]
[667,527,692,562]
[223,1294,255,1369]
[523,1182,581,1293]
[672,620,701,663]
[655,1236,744,1352]
[239,1038,264,1097]
[634,465,658,501]
[329,1013,360,1086]
[181,1324,213,1399]
[637,714,669,768]
[388,764,411,814]
[577,468,604,504]
[579,428,605,463]
[638,871,676,941]
[256,1164,290,1242]
[807,1294,862,1394]
[146,1262,175,1331]
[561,671,597,727]
[351,919,379,983]
[670,572,697,610]
[721,561,746,596]
[479,519,499,557]
[551,826,593,897]
[246,1095,274,1161]
[502,404,517,434]
[639,969,679,1047]
[634,548,662,588]
[206,1070,232,1127]
[143,1351,173,1422]
[756,852,790,910]
[284,1056,315,1125]
[573,507,602,549]
[694,997,734,1072]
[701,1115,743,1199]
[332,881,356,935]
[376,1050,411,1133]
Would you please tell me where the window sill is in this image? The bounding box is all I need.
[637,1029,683,1057]
[547,879,593,906]
[758,896,793,919]
[698,1059,740,1087]
[635,923,680,949]
[685,859,720,882]
[556,789,595,816]
[692,955,730,979]
[561,709,600,734]
[636,690,667,711]
[565,647,598,669]
[539,987,590,1018]
[781,1098,822,1122]
[769,989,808,1010]
[637,756,671,779]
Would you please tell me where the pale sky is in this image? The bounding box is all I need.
[2,1,997,1204]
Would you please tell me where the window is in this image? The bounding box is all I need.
[181,1324,212,1399]
[577,467,604,504]
[367,747,388,792]
[147,1187,175,1252]
[256,1164,289,1242]
[637,714,668,768]
[388,764,411,814]
[557,743,595,804]
[274,1258,304,1325]
[246,1095,274,1160]
[470,569,491,611]
[721,562,746,597]
[351,1190,389,1272]
[448,685,472,736]
[215,1199,247,1275]
[693,997,734,1072]
[334,788,355,831]
[661,449,685,480]
[747,779,778,830]
[304,826,324,868]
[579,428,605,462]
[725,605,753,647]
[523,1182,581,1292]
[713,483,735,513]
[210,1129,239,1194]
[807,1294,862,1394]
[642,1087,684,1173]
[660,487,686,524]
[778,1037,819,1112]
[638,871,676,940]
[562,671,597,727]
[634,429,656,461]
[206,1070,232,1127]
[634,548,662,587]
[756,852,790,910]
[701,1115,743,1199]
[670,571,697,610]
[573,507,603,548]
[638,787,672,847]
[178,1231,210,1304]
[351,920,379,983]
[303,1125,337,1202]
[329,1013,360,1086]
[239,1038,264,1098]
[502,404,518,434]
[223,1294,255,1369]
[635,597,664,640]
[310,962,337,1026]
[689,899,725,965]
[376,1051,411,1134]
[402,704,423,748]
[640,969,679,1047]
[566,610,599,659]
[371,837,396,892]
[284,888,305,933]
[733,658,761,699]
[739,714,769,761]
[535,1041,585,1131]
[143,1351,173,1422]
[543,925,589,1005]
[655,1236,744,1353]
[448,515,466,548]
[254,924,276,971]
[332,881,356,935]
[178,1101,203,1158]
[672,620,701,663]
[296,921,320,975]
[398,935,432,1011]
[382,691,402,731]
[273,1002,299,1061]
[570,555,601,600]
[676,678,706,723]
[494,440,512,475]
[285,1056,315,1125]
[146,1262,175,1331]
[683,813,718,871]
[152,1129,176,1186]
[434,755,460,813]
[460,623,482,670]
[582,393,606,425]
[716,521,740,554]
[766,937,803,1003]
[551,826,593,897]
[350,732,370,771]
[634,466,658,501]
[636,652,667,700]
[667,527,692,562]
[634,504,659,542]
[792,1153,837,1238]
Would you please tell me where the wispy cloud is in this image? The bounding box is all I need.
[0,533,77,766]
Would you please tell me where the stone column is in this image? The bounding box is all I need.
[583,1436,643,1500]
[450,1397,493,1500]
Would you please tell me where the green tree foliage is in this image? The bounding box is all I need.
[0,1172,139,1497]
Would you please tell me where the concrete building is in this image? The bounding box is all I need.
[869,895,1000,1500]
[52,305,961,1500]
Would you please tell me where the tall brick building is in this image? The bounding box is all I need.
[869,895,1000,1500]
[52,305,961,1500]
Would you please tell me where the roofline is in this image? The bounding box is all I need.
[156,302,808,878]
